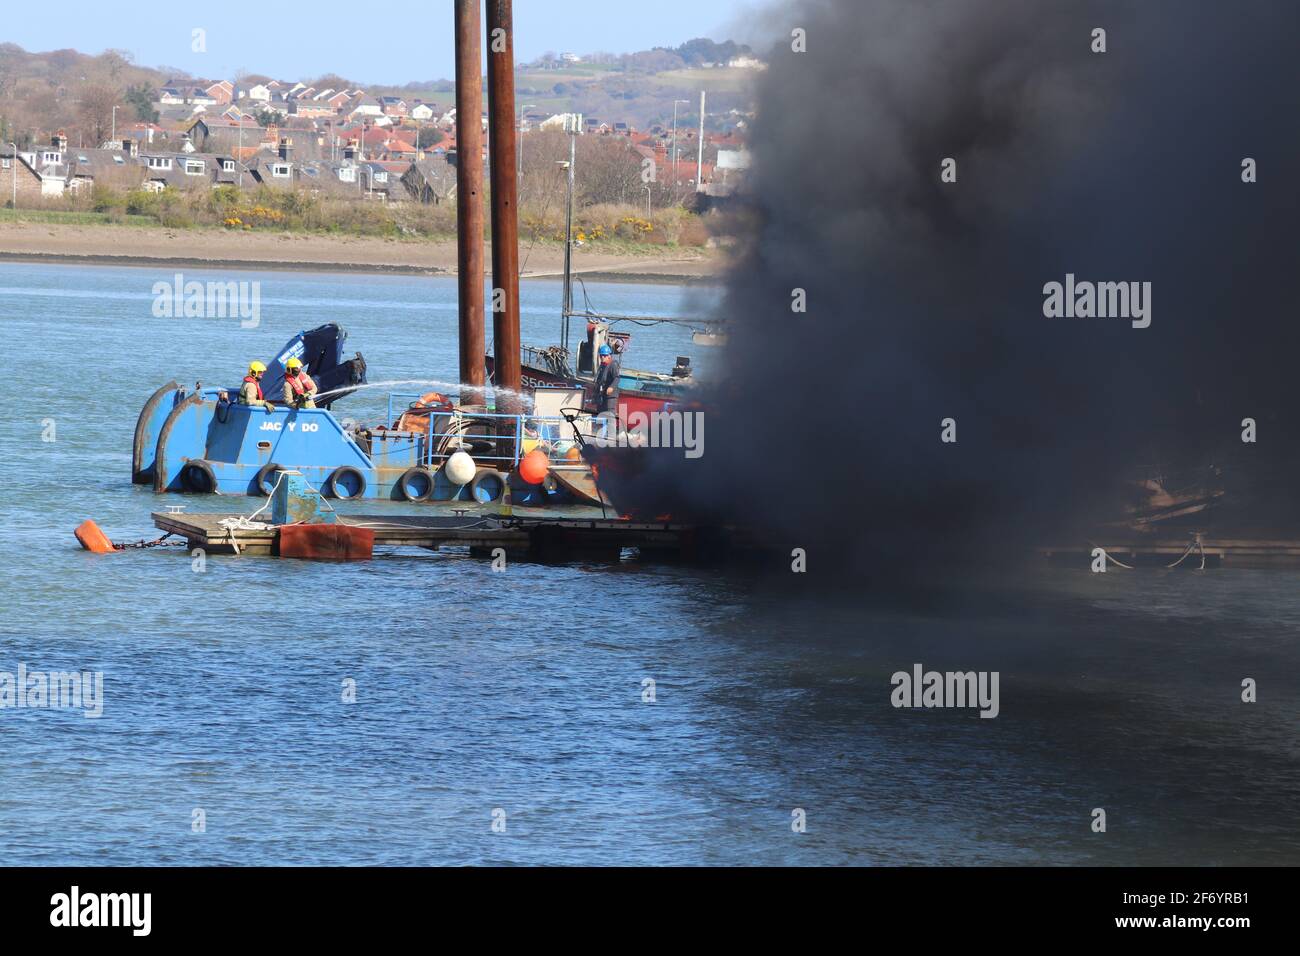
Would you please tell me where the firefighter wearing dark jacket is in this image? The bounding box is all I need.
[593,344,621,416]
[282,356,318,409]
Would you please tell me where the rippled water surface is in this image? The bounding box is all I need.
[0,261,1296,865]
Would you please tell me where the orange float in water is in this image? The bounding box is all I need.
[74,520,116,554]
[518,449,550,484]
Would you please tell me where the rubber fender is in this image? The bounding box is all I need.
[254,462,286,496]
[397,467,435,502]
[74,520,116,554]
[325,466,367,500]
[181,460,219,494]
[470,468,506,504]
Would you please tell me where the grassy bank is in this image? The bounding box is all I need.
[2,185,710,255]
[0,207,158,228]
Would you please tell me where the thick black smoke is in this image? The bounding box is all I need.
[594,0,1300,583]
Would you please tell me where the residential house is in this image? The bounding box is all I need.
[66,148,142,193]
[187,117,268,157]
[23,131,72,196]
[243,83,272,102]
[294,159,371,199]
[123,122,165,147]
[410,102,435,121]
[0,145,48,204]
[205,80,235,104]
[346,94,384,120]
[131,150,243,191]
[246,152,298,189]
[359,161,408,201]
[289,99,335,119]
[402,156,456,204]
[380,96,408,117]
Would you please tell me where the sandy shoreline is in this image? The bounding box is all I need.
[0,221,725,283]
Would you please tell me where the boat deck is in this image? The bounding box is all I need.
[152,511,699,559]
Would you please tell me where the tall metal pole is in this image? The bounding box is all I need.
[561,126,575,354]
[455,0,486,403]
[563,127,575,318]
[486,0,521,412]
[516,103,534,178]
[671,98,687,195]
[696,90,706,191]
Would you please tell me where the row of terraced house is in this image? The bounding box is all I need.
[1,128,458,206]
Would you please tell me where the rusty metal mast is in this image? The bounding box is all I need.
[485,0,521,412]
[454,0,486,403]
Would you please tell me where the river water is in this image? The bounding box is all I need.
[0,260,1295,865]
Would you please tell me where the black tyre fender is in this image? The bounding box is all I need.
[325,466,367,500]
[397,466,435,502]
[181,459,218,494]
[253,462,286,496]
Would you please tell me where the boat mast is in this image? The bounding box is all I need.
[561,120,576,355]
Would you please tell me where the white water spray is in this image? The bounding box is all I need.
[314,378,537,406]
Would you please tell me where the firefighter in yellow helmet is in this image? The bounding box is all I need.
[282,356,318,409]
[238,360,275,412]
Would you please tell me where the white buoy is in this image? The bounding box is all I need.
[444,450,476,485]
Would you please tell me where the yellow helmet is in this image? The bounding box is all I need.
[285,357,304,370]
[248,360,268,374]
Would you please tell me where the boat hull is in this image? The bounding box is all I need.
[485,355,686,419]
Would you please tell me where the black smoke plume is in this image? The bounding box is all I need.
[593,0,1300,584]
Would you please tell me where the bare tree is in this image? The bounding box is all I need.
[79,86,125,147]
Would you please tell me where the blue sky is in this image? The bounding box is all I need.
[4,0,765,84]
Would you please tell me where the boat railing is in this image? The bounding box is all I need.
[383,393,609,469]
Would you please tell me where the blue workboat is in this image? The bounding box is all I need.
[132,324,612,508]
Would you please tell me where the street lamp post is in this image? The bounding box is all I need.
[111,105,118,146]
[7,142,17,209]
[670,98,688,196]
[516,103,535,178]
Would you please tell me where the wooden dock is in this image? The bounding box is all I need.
[152,511,708,560]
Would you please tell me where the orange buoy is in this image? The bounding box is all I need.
[74,520,116,554]
[564,446,582,461]
[518,449,550,484]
